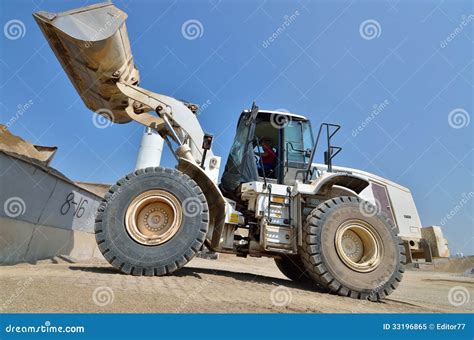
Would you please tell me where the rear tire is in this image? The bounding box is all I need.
[95,167,208,276]
[300,196,405,301]
[274,255,309,282]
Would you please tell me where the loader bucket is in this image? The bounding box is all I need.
[33,2,140,124]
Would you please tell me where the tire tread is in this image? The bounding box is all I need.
[95,166,209,276]
[299,196,405,301]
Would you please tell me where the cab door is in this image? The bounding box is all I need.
[220,107,259,193]
[280,119,314,185]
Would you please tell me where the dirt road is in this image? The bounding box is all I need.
[0,255,472,313]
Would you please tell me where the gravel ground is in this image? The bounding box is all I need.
[0,255,472,313]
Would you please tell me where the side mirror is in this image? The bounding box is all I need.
[202,133,213,150]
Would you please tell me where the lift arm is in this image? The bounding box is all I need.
[116,82,219,177]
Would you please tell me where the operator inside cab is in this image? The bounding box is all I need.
[256,137,277,178]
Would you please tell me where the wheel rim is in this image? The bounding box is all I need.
[335,219,383,272]
[125,190,182,246]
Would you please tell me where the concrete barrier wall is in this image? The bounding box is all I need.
[0,151,104,264]
[0,218,104,264]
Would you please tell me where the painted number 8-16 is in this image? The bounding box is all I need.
[60,192,88,218]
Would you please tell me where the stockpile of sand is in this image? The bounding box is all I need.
[0,124,57,165]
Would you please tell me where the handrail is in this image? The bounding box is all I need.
[305,123,341,182]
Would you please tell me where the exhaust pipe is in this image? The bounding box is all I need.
[33,2,141,124]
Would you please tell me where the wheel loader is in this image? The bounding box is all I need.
[34,2,406,301]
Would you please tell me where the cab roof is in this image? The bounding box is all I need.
[241,109,308,121]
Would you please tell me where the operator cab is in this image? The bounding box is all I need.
[220,106,314,194]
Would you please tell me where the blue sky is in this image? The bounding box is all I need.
[0,0,472,254]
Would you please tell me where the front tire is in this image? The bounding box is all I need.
[274,255,309,282]
[300,196,405,301]
[95,167,208,276]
